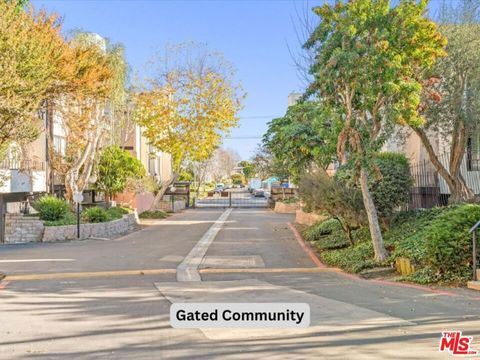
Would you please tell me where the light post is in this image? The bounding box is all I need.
[169,185,176,212]
[73,192,84,239]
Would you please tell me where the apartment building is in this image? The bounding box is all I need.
[0,33,173,213]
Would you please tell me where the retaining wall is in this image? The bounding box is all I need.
[4,214,44,244]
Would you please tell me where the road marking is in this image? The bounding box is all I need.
[0,259,76,263]
[177,208,233,281]
[5,268,176,281]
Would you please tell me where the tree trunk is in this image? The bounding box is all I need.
[149,173,178,211]
[359,167,388,261]
[412,127,475,202]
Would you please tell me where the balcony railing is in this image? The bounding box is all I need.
[0,158,45,171]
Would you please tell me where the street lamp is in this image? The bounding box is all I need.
[169,185,176,212]
[73,192,84,239]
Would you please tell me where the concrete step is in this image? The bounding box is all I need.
[468,281,480,291]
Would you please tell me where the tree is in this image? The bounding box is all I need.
[94,145,145,206]
[238,160,254,179]
[251,145,289,180]
[208,148,240,183]
[0,2,67,156]
[263,101,338,181]
[49,35,122,201]
[231,173,245,185]
[133,43,244,208]
[305,0,446,261]
[414,0,480,202]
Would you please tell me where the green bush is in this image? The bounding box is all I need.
[43,212,76,226]
[370,153,412,221]
[139,210,169,219]
[106,206,129,220]
[298,171,366,244]
[424,204,480,279]
[82,207,108,223]
[335,152,412,224]
[303,218,342,240]
[33,195,70,221]
[320,240,377,273]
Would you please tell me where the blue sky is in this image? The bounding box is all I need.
[31,0,314,160]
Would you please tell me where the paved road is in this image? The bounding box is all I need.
[1,209,480,359]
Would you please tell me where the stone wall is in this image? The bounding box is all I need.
[42,213,137,242]
[4,214,44,244]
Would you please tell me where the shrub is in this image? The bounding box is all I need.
[370,153,412,221]
[335,152,412,226]
[424,204,480,280]
[82,207,108,223]
[95,145,146,203]
[139,210,169,219]
[320,239,377,273]
[303,218,342,241]
[43,212,76,226]
[298,171,365,244]
[33,195,70,221]
[106,206,129,220]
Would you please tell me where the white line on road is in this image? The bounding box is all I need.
[177,208,233,282]
[0,259,76,263]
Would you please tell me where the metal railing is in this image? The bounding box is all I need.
[470,220,480,281]
[0,158,45,171]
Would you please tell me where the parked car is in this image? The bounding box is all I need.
[214,183,225,193]
[252,189,265,197]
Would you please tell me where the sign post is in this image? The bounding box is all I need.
[73,192,84,239]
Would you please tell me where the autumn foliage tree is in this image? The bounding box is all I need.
[416,0,480,202]
[49,35,124,200]
[133,43,244,207]
[0,2,67,155]
[305,0,446,261]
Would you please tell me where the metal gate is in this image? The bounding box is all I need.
[194,188,268,208]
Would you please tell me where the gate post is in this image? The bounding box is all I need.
[229,191,232,208]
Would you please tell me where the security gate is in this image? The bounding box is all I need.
[194,188,268,208]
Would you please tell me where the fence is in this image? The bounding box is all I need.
[408,152,480,210]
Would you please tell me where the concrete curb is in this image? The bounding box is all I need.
[287,222,326,268]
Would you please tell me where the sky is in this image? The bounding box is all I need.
[31,0,316,160]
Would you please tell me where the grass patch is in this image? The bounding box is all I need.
[139,210,170,219]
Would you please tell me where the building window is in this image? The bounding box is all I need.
[53,135,66,156]
[467,136,480,171]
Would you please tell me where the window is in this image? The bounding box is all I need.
[53,135,66,156]
[467,135,480,171]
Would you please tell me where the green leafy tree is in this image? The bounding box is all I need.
[238,160,254,179]
[231,173,245,185]
[415,0,480,202]
[263,102,338,181]
[94,145,145,206]
[305,0,446,261]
